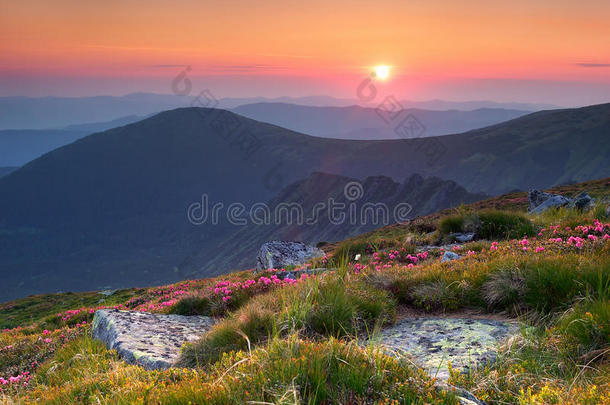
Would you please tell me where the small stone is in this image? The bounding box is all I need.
[450,232,475,243]
[442,251,460,262]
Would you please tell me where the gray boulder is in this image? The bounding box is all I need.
[256,241,325,271]
[441,251,460,262]
[528,189,571,214]
[569,192,592,211]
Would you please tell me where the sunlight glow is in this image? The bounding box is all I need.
[374,65,391,80]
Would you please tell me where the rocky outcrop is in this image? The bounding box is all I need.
[528,189,571,214]
[256,241,324,271]
[528,189,596,214]
[92,309,214,370]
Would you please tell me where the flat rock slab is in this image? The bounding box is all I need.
[372,317,518,381]
[92,309,215,370]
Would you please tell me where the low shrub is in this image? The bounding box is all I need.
[439,210,535,240]
[478,210,535,239]
[168,295,211,316]
[438,214,466,235]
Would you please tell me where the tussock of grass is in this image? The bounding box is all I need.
[481,266,526,312]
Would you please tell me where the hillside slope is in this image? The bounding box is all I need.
[1,177,608,404]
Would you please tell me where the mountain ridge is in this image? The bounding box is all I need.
[0,103,609,300]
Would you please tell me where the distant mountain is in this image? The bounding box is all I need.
[232,103,530,139]
[0,93,555,130]
[0,167,17,178]
[0,115,144,166]
[0,94,184,129]
[62,115,144,132]
[398,99,559,111]
[0,103,609,300]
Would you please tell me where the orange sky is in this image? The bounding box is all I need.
[1,0,609,103]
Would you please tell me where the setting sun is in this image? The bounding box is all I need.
[374,65,391,80]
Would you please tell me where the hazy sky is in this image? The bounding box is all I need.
[1,0,609,105]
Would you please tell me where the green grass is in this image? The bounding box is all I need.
[178,274,395,367]
[168,295,212,316]
[18,334,454,404]
[439,209,535,240]
[0,288,142,330]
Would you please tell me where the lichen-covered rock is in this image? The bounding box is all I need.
[371,317,518,381]
[92,309,214,370]
[256,241,324,271]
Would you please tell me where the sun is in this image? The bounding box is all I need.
[373,65,391,80]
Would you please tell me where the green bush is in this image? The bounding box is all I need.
[439,210,535,240]
[438,215,465,235]
[478,210,535,239]
[169,295,211,316]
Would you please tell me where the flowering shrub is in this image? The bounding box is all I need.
[369,249,428,271]
[0,323,87,394]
